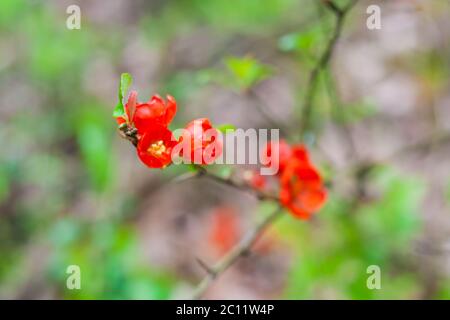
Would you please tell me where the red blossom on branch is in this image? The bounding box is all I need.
[278,146,327,219]
[136,124,177,169]
[114,77,327,217]
[260,142,327,219]
[113,75,225,168]
[179,118,223,165]
[133,95,177,131]
[116,92,177,132]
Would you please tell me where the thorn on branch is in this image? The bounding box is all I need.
[195,257,217,278]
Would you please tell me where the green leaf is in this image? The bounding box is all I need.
[279,31,316,52]
[278,25,323,53]
[113,102,125,118]
[113,73,133,118]
[224,56,272,90]
[119,73,132,101]
[217,124,236,134]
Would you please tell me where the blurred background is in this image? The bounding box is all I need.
[0,0,450,299]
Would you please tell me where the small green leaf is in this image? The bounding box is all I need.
[279,32,315,52]
[113,73,132,118]
[278,27,322,53]
[224,56,272,90]
[119,73,132,101]
[113,102,125,118]
[217,124,236,134]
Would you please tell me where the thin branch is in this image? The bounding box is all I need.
[192,165,280,202]
[191,206,284,300]
[299,0,359,135]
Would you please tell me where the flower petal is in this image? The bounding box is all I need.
[165,95,177,125]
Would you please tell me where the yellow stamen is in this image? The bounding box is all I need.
[147,140,167,157]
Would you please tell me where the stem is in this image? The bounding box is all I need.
[191,206,284,300]
[299,0,359,135]
[193,165,280,202]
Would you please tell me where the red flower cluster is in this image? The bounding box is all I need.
[116,91,222,168]
[262,140,327,219]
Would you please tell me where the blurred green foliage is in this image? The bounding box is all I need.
[280,167,425,299]
[48,218,175,299]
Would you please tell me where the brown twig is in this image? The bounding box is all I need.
[192,165,280,202]
[191,206,284,300]
[177,165,282,299]
[299,0,359,135]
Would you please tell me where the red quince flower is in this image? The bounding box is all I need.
[262,139,293,174]
[279,145,327,219]
[179,118,223,165]
[136,124,177,169]
[133,95,176,131]
[117,92,177,132]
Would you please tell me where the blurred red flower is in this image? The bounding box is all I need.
[208,207,240,256]
[179,118,223,165]
[262,140,327,219]
[279,145,327,219]
[136,124,177,169]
